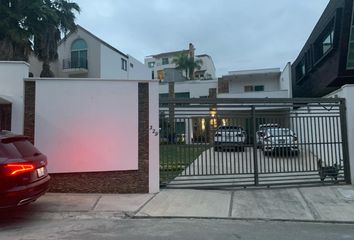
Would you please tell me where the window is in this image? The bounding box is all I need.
[295,58,306,81]
[121,58,127,71]
[314,20,334,63]
[162,58,169,65]
[347,5,354,69]
[254,85,264,92]
[70,39,88,69]
[148,62,155,68]
[244,86,253,92]
[130,63,134,68]
[152,71,155,79]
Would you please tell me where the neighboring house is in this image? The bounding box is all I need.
[145,43,216,82]
[159,64,292,143]
[218,64,292,98]
[29,25,151,80]
[292,0,354,97]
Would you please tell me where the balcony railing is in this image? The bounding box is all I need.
[63,58,88,70]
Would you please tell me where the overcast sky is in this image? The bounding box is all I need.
[73,0,330,77]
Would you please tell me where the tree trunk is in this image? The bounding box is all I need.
[40,62,54,77]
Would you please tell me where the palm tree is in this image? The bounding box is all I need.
[0,0,33,61]
[0,0,80,77]
[32,0,80,77]
[172,53,203,80]
[172,53,189,79]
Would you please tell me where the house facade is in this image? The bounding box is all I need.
[218,64,292,99]
[292,0,354,97]
[29,25,150,80]
[145,43,216,82]
[159,64,292,143]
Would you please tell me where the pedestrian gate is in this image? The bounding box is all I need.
[159,98,351,188]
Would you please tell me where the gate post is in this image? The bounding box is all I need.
[339,99,351,184]
[252,106,259,185]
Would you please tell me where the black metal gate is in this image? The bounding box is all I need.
[159,98,351,188]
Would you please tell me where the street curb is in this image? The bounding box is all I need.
[131,215,354,225]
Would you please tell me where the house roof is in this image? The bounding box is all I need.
[59,25,129,58]
[148,50,189,59]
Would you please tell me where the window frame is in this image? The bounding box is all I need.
[254,85,264,92]
[70,39,88,69]
[244,86,254,92]
[313,19,335,66]
[162,58,169,65]
[121,58,127,71]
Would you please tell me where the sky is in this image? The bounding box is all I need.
[73,0,330,77]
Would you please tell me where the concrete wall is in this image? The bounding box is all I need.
[0,61,29,134]
[159,80,217,98]
[325,85,354,184]
[34,79,139,173]
[100,44,128,79]
[196,55,216,79]
[128,55,152,80]
[228,77,280,94]
[149,82,159,193]
[280,62,292,97]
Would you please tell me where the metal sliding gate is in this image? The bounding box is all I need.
[159,98,351,189]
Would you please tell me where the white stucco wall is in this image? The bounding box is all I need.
[0,61,29,134]
[229,77,280,94]
[325,85,354,184]
[196,55,216,79]
[159,80,217,98]
[149,82,159,193]
[128,55,151,80]
[56,27,101,78]
[100,44,128,79]
[280,62,292,97]
[34,79,139,173]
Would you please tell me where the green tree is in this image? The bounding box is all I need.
[32,0,80,77]
[172,53,202,80]
[0,0,33,61]
[0,0,80,77]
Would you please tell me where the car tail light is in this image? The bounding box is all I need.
[4,163,35,176]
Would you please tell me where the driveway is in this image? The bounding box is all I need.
[169,146,339,187]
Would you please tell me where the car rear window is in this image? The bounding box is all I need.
[0,139,39,158]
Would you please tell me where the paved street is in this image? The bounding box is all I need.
[1,186,354,239]
[0,218,354,240]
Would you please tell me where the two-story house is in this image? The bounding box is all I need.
[292,0,354,97]
[218,64,291,99]
[144,43,216,82]
[29,25,150,80]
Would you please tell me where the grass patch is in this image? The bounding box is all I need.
[160,144,207,184]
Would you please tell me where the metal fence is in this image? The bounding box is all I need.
[159,98,351,188]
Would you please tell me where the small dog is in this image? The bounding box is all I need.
[317,159,339,182]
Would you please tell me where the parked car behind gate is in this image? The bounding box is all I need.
[0,131,50,209]
[214,126,246,152]
[262,128,299,155]
[256,123,279,146]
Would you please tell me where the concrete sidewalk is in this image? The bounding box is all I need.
[7,185,354,223]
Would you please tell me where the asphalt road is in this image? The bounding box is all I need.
[0,216,354,240]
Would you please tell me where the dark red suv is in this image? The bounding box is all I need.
[0,131,50,209]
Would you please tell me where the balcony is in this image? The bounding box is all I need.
[62,58,88,74]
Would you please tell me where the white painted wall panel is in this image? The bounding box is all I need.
[35,79,138,173]
[100,44,128,79]
[0,61,29,134]
[149,82,159,193]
